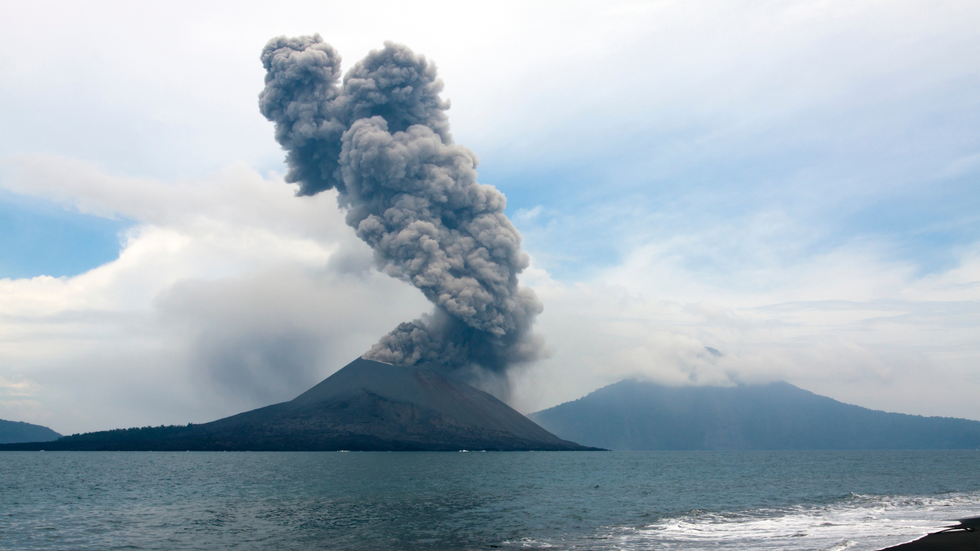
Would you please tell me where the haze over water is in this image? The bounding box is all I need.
[4,451,980,550]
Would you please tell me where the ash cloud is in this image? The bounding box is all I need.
[259,35,544,384]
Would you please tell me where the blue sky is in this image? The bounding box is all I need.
[1,0,978,433]
[0,190,130,279]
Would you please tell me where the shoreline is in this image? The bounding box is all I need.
[880,517,980,550]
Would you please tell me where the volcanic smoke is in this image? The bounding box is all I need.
[259,35,544,387]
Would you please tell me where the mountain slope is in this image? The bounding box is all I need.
[1,358,594,451]
[529,380,980,450]
[0,418,61,444]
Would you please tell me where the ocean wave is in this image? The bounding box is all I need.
[550,491,980,551]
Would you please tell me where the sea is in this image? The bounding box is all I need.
[2,450,980,551]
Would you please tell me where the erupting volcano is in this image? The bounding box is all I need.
[0,36,592,452]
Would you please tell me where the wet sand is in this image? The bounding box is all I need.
[881,517,980,550]
[881,530,979,550]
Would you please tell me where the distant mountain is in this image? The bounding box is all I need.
[0,418,61,444]
[529,380,980,450]
[0,358,595,452]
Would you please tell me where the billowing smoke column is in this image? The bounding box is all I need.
[259,35,544,384]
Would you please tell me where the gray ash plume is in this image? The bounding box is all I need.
[259,35,544,387]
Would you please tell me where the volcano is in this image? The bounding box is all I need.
[2,358,595,451]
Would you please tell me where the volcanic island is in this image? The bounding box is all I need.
[0,358,597,452]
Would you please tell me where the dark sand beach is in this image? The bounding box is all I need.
[881,517,980,550]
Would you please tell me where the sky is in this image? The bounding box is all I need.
[1,0,978,435]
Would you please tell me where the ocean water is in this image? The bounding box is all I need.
[2,451,979,550]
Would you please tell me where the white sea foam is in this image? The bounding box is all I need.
[595,491,980,551]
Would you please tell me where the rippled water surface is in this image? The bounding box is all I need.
[2,450,980,550]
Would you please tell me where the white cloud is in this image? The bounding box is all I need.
[2,159,978,433]
[0,375,36,396]
[0,157,429,433]
[511,239,980,421]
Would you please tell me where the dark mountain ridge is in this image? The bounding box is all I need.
[0,418,61,444]
[1,358,594,451]
[530,379,980,450]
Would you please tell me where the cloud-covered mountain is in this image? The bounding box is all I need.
[530,380,980,450]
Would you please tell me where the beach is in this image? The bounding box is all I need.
[881,518,980,550]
